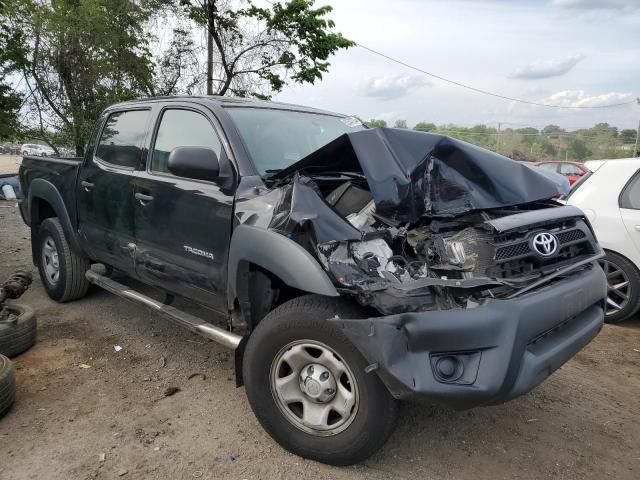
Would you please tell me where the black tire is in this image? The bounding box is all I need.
[600,251,640,324]
[36,218,90,302]
[243,295,398,466]
[0,304,36,357]
[0,354,16,419]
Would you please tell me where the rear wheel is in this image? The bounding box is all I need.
[243,295,398,465]
[599,251,640,323]
[36,218,90,302]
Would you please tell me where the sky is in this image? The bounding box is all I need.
[265,0,640,130]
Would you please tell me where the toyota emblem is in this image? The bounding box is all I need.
[532,232,558,256]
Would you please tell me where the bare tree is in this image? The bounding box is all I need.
[179,0,354,97]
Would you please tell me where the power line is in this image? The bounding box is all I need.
[356,44,638,110]
[262,1,638,111]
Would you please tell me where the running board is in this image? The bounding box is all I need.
[85,270,242,350]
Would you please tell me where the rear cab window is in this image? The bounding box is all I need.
[95,109,150,169]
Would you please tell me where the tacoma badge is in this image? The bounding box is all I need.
[183,245,214,260]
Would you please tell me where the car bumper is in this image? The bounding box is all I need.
[330,264,606,410]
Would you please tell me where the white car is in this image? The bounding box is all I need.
[21,143,55,157]
[566,157,640,323]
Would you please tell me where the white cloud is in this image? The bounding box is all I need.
[541,90,634,107]
[360,74,429,100]
[274,0,640,129]
[551,0,640,11]
[375,111,400,121]
[510,54,585,79]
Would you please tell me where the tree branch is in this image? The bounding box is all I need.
[29,33,72,130]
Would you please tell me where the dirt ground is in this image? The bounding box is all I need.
[0,200,639,480]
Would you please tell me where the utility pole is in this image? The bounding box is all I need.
[207,31,213,95]
[634,119,640,157]
[205,0,215,95]
[634,98,640,157]
[497,122,501,154]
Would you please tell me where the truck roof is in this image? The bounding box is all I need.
[108,95,344,117]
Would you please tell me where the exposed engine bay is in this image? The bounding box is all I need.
[235,128,599,315]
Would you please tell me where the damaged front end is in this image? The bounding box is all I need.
[236,128,601,316]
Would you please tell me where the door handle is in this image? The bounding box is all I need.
[81,180,94,191]
[135,192,154,204]
[634,225,640,231]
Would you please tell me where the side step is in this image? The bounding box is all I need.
[85,270,242,350]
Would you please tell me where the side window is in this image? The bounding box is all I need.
[151,109,223,175]
[620,170,640,209]
[559,163,582,175]
[95,110,150,168]
[538,163,558,172]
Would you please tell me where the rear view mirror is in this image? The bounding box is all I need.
[168,146,220,182]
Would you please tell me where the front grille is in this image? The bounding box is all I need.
[495,242,529,260]
[488,220,595,280]
[556,229,586,244]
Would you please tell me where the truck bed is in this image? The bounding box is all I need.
[18,155,82,226]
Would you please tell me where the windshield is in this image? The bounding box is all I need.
[226,107,364,176]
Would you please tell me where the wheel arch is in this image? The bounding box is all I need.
[227,224,338,314]
[28,179,84,262]
[602,248,640,273]
[228,225,339,387]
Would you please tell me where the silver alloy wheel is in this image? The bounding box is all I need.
[599,259,631,316]
[41,236,60,285]
[270,340,359,436]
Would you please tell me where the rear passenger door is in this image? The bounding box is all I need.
[133,105,235,312]
[77,108,151,274]
[619,170,640,255]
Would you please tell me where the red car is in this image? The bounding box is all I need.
[534,161,589,185]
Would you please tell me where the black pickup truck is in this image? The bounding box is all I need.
[19,96,606,465]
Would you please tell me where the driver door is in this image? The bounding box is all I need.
[133,105,235,312]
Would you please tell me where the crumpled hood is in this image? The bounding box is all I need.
[270,128,564,222]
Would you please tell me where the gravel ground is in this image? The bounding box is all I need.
[0,199,639,480]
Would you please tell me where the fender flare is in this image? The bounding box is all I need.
[28,178,84,255]
[227,224,338,310]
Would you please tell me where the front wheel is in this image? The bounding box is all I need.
[599,251,640,323]
[243,295,398,466]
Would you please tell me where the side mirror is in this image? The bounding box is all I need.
[168,146,220,182]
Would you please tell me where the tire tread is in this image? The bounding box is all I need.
[0,304,37,357]
[37,218,90,303]
[0,354,16,419]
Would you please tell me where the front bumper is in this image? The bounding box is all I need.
[330,264,606,410]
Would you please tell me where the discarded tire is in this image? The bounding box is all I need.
[0,354,16,419]
[0,304,37,357]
